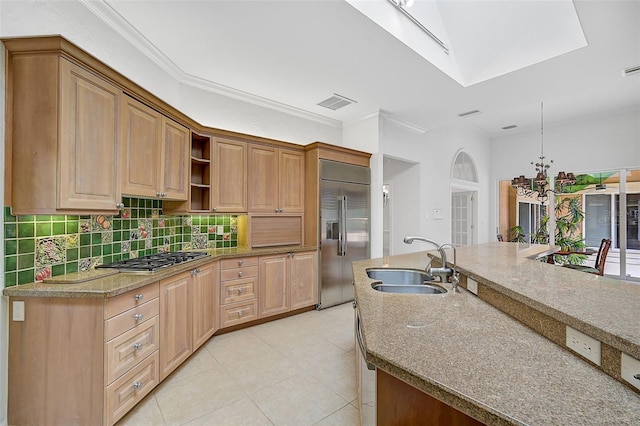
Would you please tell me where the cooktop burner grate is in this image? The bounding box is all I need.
[96,251,209,272]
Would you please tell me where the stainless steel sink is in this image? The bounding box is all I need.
[366,268,434,285]
[366,268,447,294]
[371,283,447,294]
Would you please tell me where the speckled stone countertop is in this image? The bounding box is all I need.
[353,243,640,425]
[2,245,316,298]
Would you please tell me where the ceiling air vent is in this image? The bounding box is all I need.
[317,93,357,111]
[457,109,480,117]
[623,65,640,77]
[502,124,518,130]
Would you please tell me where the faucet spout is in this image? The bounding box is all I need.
[403,236,459,292]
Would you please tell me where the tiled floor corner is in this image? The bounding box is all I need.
[117,302,359,426]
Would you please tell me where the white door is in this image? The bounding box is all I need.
[452,191,475,246]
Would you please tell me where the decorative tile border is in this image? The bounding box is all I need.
[3,198,238,287]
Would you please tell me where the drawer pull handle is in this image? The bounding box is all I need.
[134,313,144,321]
[133,342,143,351]
[134,294,143,301]
[238,271,243,277]
[237,310,244,317]
[132,381,143,390]
[237,288,243,295]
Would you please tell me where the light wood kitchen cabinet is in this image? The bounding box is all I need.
[219,257,259,328]
[213,138,248,212]
[191,261,219,350]
[258,250,318,318]
[7,53,122,214]
[7,282,161,426]
[159,271,192,380]
[248,144,305,213]
[289,251,318,309]
[121,95,190,201]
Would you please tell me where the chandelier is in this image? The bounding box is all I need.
[511,102,576,203]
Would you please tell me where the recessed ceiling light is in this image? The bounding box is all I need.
[317,93,357,110]
[457,110,481,117]
[502,124,518,130]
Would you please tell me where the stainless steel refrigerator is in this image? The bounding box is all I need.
[318,160,370,309]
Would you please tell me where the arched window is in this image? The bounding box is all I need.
[452,151,478,183]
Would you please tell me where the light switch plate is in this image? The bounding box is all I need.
[566,325,601,365]
[621,353,640,391]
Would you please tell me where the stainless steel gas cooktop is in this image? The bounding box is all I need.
[96,251,209,273]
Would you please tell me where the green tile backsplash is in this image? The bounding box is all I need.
[3,197,238,287]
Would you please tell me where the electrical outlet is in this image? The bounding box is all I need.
[621,353,640,391]
[13,301,25,321]
[467,278,478,295]
[566,325,601,365]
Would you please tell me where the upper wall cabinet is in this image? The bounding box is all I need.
[248,145,304,214]
[7,52,123,215]
[213,138,247,213]
[121,96,189,201]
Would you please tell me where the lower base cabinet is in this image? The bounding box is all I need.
[376,369,485,425]
[7,251,317,425]
[257,251,318,318]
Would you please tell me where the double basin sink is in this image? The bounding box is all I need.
[367,268,447,295]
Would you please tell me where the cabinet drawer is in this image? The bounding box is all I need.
[220,277,257,305]
[221,266,258,282]
[105,316,159,385]
[220,300,258,328]
[105,351,159,426]
[105,282,159,319]
[105,298,159,341]
[220,257,258,270]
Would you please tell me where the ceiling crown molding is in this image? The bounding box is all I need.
[380,111,428,134]
[79,0,342,128]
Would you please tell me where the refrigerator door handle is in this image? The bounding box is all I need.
[338,195,347,256]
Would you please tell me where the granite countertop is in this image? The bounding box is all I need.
[352,243,640,425]
[3,245,317,298]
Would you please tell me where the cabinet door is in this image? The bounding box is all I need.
[258,254,289,317]
[58,59,121,211]
[213,138,247,212]
[279,149,305,213]
[248,144,279,213]
[159,272,192,380]
[289,251,318,310]
[161,117,190,200]
[192,262,219,350]
[120,96,162,198]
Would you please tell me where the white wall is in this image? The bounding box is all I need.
[382,119,492,255]
[386,163,421,255]
[489,106,640,238]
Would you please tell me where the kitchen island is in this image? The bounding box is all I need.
[352,242,640,425]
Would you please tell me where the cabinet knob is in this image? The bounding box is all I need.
[134,294,144,301]
[132,381,143,390]
[237,288,243,295]
[133,342,143,351]
[238,271,243,277]
[238,260,244,266]
[116,202,125,209]
[212,207,218,212]
[237,310,244,317]
[134,313,144,321]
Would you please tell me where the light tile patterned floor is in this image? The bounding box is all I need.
[117,302,359,426]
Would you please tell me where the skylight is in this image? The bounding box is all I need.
[345,0,587,87]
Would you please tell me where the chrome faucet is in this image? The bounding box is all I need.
[403,236,459,292]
